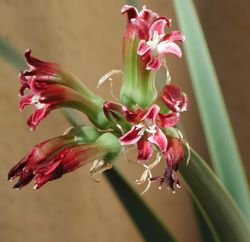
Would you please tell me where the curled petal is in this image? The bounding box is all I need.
[138,5,159,23]
[13,171,34,190]
[137,138,153,160]
[157,41,182,58]
[149,18,170,39]
[24,49,59,74]
[119,126,141,145]
[137,40,152,56]
[150,165,180,192]
[19,93,34,110]
[103,101,137,123]
[142,104,160,122]
[162,31,185,42]
[34,161,64,189]
[121,5,138,22]
[19,71,30,95]
[165,137,184,168]
[148,128,168,153]
[160,84,188,112]
[157,112,180,128]
[146,57,162,71]
[131,18,150,39]
[27,106,49,131]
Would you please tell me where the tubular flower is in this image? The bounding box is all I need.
[9,130,121,190]
[19,49,89,96]
[150,136,184,192]
[160,84,188,112]
[137,18,185,71]
[19,50,109,130]
[104,103,180,161]
[121,5,160,39]
[120,5,162,107]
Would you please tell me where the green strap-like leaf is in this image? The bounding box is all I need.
[0,37,25,69]
[105,168,177,242]
[126,0,142,9]
[181,149,250,242]
[173,0,250,221]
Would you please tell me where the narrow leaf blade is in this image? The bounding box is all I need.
[105,168,177,242]
[173,0,250,221]
[181,149,250,242]
[0,37,25,69]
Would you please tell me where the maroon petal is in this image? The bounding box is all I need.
[19,93,34,110]
[149,18,169,39]
[138,5,159,23]
[12,171,34,190]
[160,84,188,112]
[157,112,180,128]
[131,18,150,40]
[34,161,64,189]
[137,40,152,56]
[148,128,168,153]
[103,101,137,124]
[27,106,50,131]
[119,126,141,145]
[162,31,185,42]
[142,104,160,122]
[157,41,182,58]
[121,5,138,22]
[146,57,162,71]
[165,137,184,168]
[24,49,59,74]
[137,138,153,160]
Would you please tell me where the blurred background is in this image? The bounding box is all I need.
[0,0,249,242]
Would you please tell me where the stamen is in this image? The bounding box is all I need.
[97,70,123,101]
[31,95,40,104]
[184,140,191,165]
[135,153,162,195]
[163,59,171,84]
[63,126,74,135]
[116,124,124,134]
[31,95,46,109]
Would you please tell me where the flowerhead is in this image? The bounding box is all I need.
[9,5,189,195]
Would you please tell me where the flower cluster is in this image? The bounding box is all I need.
[9,5,189,192]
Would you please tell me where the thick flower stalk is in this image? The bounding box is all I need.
[9,5,189,193]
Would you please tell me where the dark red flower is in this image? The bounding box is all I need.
[104,102,179,161]
[19,80,99,130]
[137,19,184,71]
[8,132,121,190]
[150,137,184,192]
[19,50,110,130]
[8,133,76,189]
[160,84,188,112]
